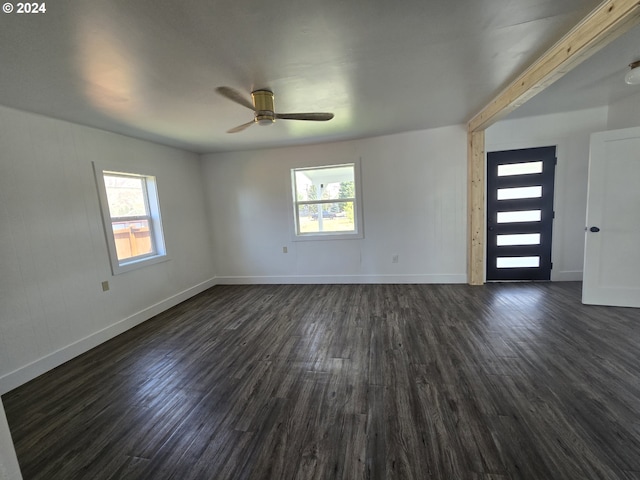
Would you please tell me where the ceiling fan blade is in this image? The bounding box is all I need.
[275,112,334,121]
[216,87,255,111]
[227,120,256,133]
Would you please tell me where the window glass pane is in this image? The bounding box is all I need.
[497,186,542,200]
[295,171,315,201]
[497,210,541,223]
[295,166,355,201]
[498,161,543,176]
[496,233,541,246]
[497,256,540,268]
[111,219,153,260]
[297,202,355,234]
[104,175,148,217]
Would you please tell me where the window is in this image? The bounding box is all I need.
[291,162,363,240]
[94,164,167,274]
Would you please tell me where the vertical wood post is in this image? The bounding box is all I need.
[467,130,485,285]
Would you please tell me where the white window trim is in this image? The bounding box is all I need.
[93,162,169,275]
[290,159,364,241]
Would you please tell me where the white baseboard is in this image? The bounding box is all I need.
[0,278,217,395]
[551,270,583,282]
[214,273,467,284]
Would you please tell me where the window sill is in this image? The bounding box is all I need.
[292,232,363,242]
[111,253,169,275]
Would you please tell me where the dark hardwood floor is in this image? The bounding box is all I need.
[4,283,640,479]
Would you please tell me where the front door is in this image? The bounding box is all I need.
[486,146,556,281]
[583,127,640,308]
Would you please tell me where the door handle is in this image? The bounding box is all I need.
[589,226,600,232]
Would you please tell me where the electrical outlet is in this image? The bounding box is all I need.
[283,246,288,254]
[392,254,399,264]
[101,281,110,292]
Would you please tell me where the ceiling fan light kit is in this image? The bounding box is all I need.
[251,90,276,125]
[625,60,640,85]
[217,86,334,133]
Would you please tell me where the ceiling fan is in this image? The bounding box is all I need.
[216,86,334,133]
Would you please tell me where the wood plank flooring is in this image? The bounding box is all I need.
[3,282,640,479]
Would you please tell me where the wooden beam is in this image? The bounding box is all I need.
[469,0,640,132]
[467,131,485,285]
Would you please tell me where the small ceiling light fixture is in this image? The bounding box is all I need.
[625,60,640,85]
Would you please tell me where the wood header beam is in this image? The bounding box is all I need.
[468,0,640,133]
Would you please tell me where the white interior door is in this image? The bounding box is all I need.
[583,126,640,308]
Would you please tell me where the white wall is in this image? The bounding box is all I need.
[201,125,468,284]
[486,106,608,281]
[0,105,216,394]
[0,400,21,480]
[607,90,640,130]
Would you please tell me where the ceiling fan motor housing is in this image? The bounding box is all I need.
[252,90,276,125]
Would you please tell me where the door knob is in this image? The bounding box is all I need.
[589,226,600,232]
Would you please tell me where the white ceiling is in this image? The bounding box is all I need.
[507,22,640,120]
[1,0,638,153]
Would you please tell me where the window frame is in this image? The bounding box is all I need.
[290,160,364,241]
[93,162,168,275]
